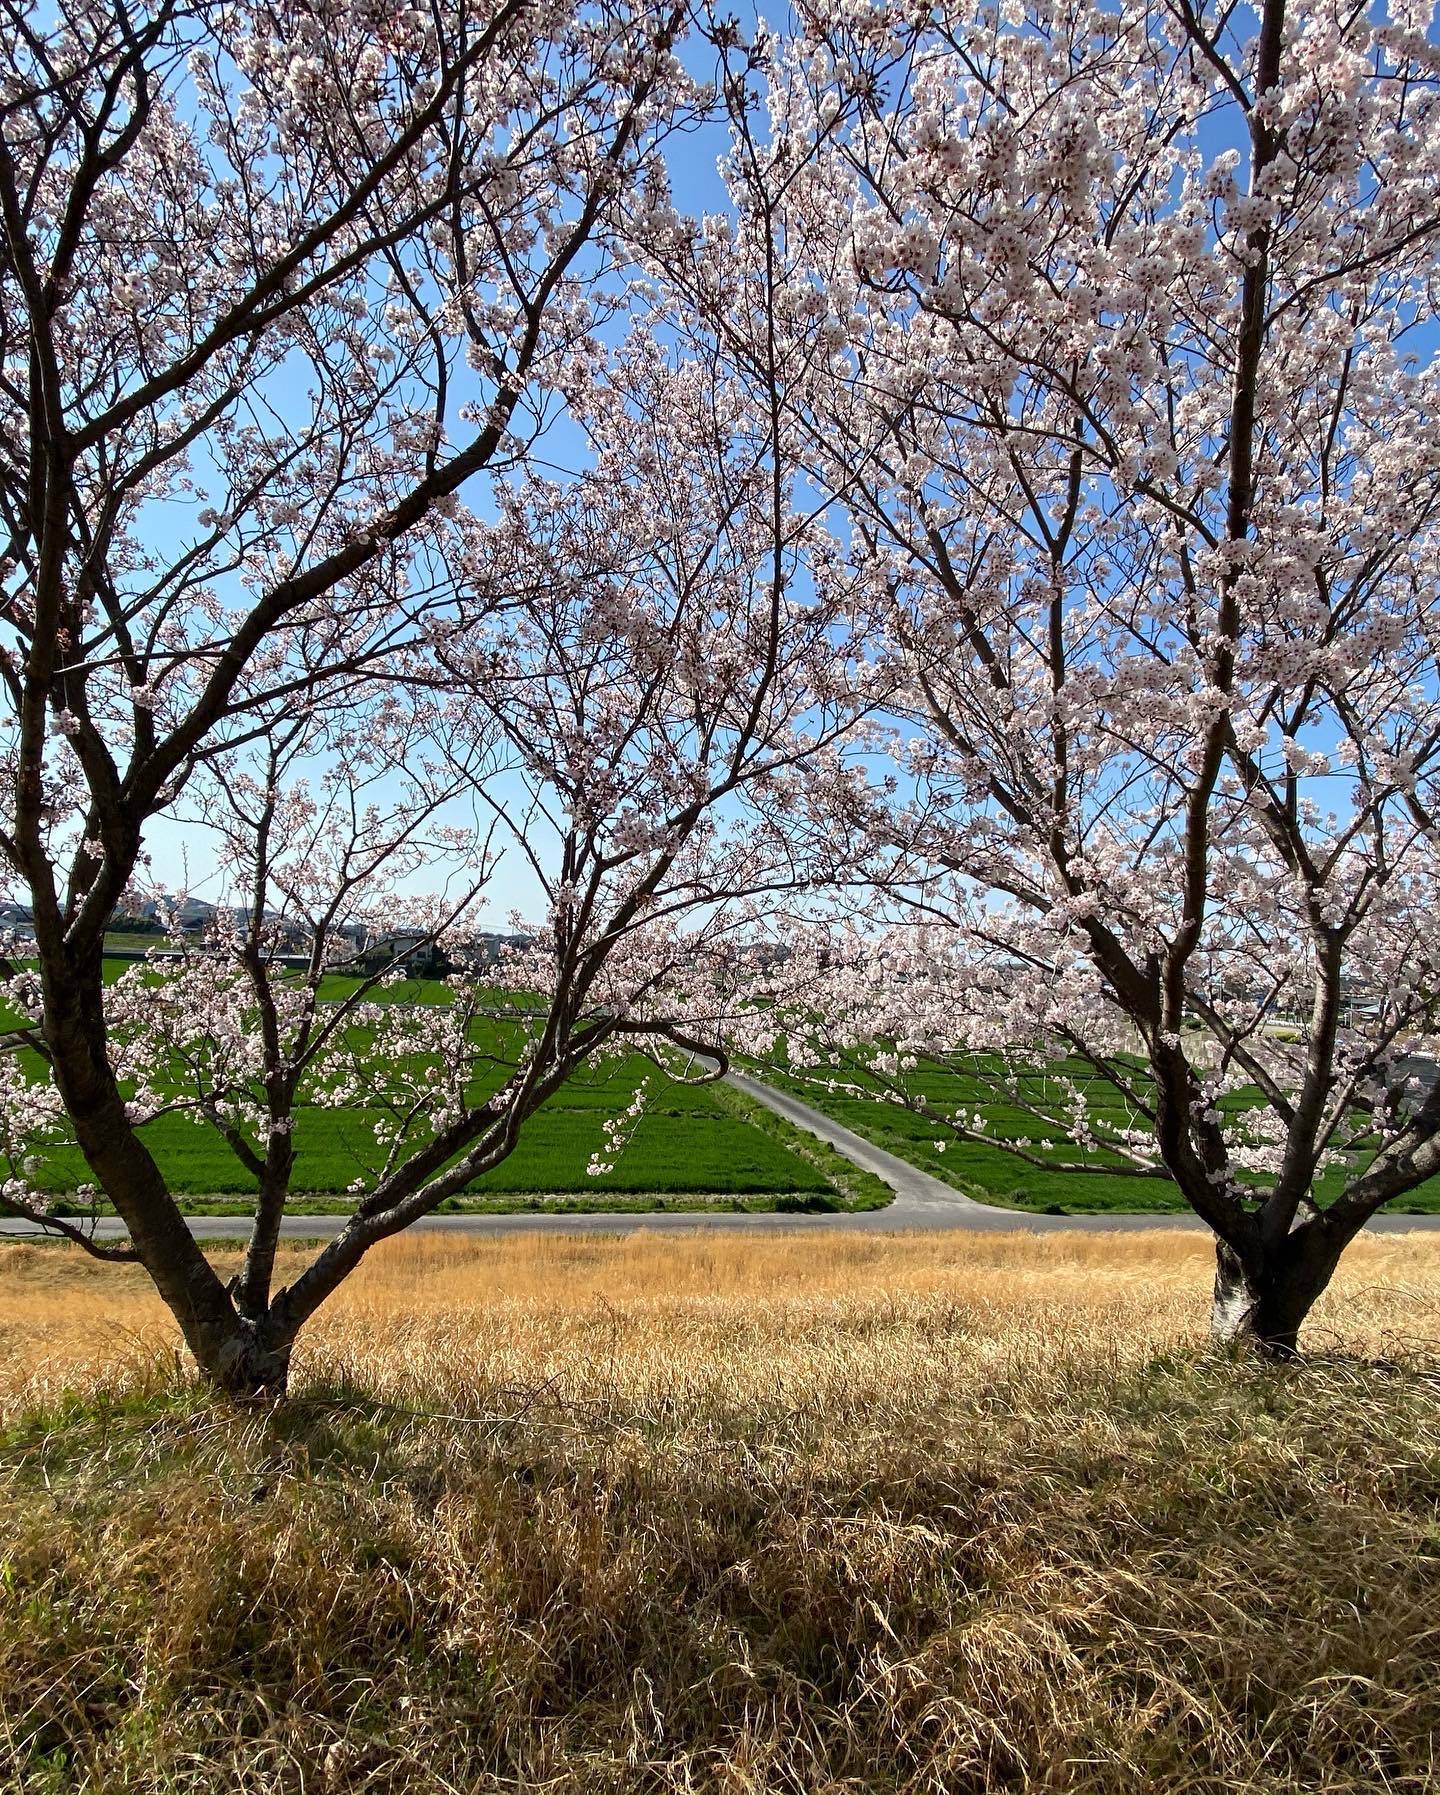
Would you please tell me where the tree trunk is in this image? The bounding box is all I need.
[207,1320,293,1400]
[1210,1220,1343,1356]
[40,957,295,1397]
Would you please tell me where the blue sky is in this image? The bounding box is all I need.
[127,26,753,920]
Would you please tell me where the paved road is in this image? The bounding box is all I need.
[726,1073,1440,1235]
[4,1071,1439,1242]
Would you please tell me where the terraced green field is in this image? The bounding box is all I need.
[11,963,885,1212]
[766,1057,1440,1215]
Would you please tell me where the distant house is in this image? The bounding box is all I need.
[0,900,36,951]
[354,931,453,977]
[1338,975,1385,1028]
[1394,1054,1439,1103]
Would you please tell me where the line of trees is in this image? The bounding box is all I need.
[2,0,1437,1384]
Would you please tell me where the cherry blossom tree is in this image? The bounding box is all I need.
[421,316,871,1127]
[0,0,870,1393]
[706,0,1440,1350]
[93,693,498,1326]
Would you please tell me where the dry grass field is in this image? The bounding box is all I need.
[2,1228,1439,1793]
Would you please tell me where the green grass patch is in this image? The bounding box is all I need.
[15,971,895,1210]
[7,963,860,1208]
[29,1064,839,1202]
[764,1061,1440,1215]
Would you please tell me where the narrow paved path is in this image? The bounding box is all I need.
[725,1073,1440,1234]
[726,1072,999,1221]
[4,1072,1439,1243]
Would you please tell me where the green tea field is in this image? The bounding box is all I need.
[765,1057,1440,1215]
[11,965,886,1213]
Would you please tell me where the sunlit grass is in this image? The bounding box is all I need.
[2,1230,1438,1790]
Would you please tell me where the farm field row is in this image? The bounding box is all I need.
[762,1060,1440,1215]
[18,984,891,1212]
[15,965,812,1204]
[21,962,1440,1215]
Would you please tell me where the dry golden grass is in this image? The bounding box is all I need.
[2,1228,1439,1793]
[7,1227,1440,1411]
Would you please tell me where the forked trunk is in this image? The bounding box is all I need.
[1211,1221,1343,1356]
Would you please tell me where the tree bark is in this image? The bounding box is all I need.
[37,955,296,1395]
[207,1320,293,1399]
[1210,1219,1343,1356]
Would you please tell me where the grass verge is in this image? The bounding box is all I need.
[705,1077,893,1210]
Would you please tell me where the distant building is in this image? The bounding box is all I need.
[352,931,454,977]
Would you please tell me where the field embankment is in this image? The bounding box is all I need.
[2,1230,1438,1792]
